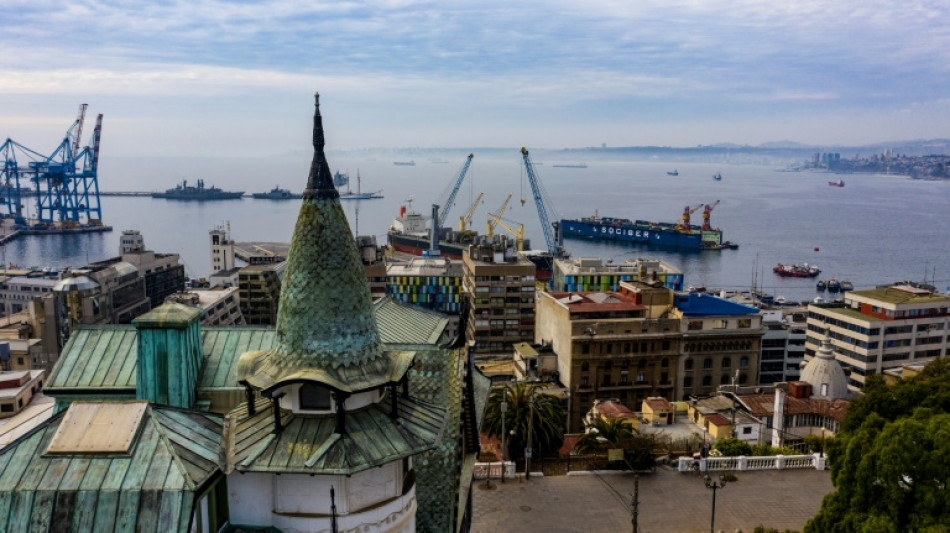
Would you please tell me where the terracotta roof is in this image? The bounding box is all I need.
[643,397,673,412]
[737,393,850,421]
[592,399,635,419]
[706,413,731,426]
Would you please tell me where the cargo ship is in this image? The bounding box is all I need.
[387,204,554,280]
[560,214,734,250]
[152,179,244,200]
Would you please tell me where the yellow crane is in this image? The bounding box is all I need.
[487,194,512,237]
[487,210,525,251]
[458,192,484,232]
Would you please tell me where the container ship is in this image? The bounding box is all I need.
[560,201,735,251]
[387,204,554,280]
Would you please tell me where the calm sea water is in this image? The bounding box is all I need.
[3,154,949,303]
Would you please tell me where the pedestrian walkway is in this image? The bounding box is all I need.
[472,466,832,532]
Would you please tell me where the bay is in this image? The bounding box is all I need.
[3,154,949,304]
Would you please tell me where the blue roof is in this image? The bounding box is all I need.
[673,293,759,316]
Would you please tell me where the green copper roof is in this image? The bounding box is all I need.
[241,93,399,393]
[0,402,223,532]
[224,396,446,476]
[46,326,138,391]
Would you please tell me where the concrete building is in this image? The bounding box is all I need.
[387,255,464,341]
[535,282,681,433]
[0,370,44,418]
[805,282,950,390]
[238,262,286,325]
[0,270,59,317]
[512,341,557,382]
[759,309,807,384]
[673,292,763,399]
[165,287,245,326]
[552,256,684,292]
[209,224,236,274]
[464,244,537,355]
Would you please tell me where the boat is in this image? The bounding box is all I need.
[827,279,841,293]
[816,280,827,292]
[773,263,820,278]
[667,170,679,176]
[775,295,787,305]
[386,201,553,280]
[333,170,349,187]
[552,163,587,168]
[152,179,244,200]
[828,179,845,187]
[393,160,416,166]
[713,173,722,181]
[252,186,301,200]
[840,280,854,292]
[560,214,730,251]
[338,171,383,200]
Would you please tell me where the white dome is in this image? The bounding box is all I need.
[800,336,849,400]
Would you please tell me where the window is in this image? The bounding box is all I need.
[740,356,749,368]
[739,373,748,385]
[738,318,752,328]
[582,344,590,355]
[299,383,332,410]
[703,358,713,370]
[743,427,752,435]
[722,357,731,368]
[685,358,694,371]
[713,319,727,329]
[581,376,589,386]
[581,361,590,371]
[0,404,12,413]
[661,357,669,368]
[702,376,711,387]
[684,376,693,388]
[720,375,729,385]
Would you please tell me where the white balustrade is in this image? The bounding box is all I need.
[677,453,826,472]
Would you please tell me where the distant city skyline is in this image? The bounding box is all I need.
[2,0,949,157]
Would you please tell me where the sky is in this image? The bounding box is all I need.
[1,0,949,157]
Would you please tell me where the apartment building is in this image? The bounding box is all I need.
[238,263,286,325]
[759,309,807,384]
[463,244,536,355]
[805,282,950,390]
[165,287,245,326]
[552,257,684,292]
[386,256,463,341]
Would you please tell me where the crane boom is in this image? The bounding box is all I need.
[520,147,564,257]
[437,153,474,229]
[68,103,88,156]
[458,192,484,232]
[487,194,512,236]
[487,211,525,251]
[702,199,720,230]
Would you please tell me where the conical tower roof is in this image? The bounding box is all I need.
[239,93,412,393]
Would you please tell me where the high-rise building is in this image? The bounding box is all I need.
[463,244,536,355]
[805,282,950,390]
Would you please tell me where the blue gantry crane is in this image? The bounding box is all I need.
[0,104,104,228]
[435,153,474,230]
[520,146,567,258]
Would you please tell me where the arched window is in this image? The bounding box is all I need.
[740,356,749,368]
[720,374,730,385]
[685,358,694,371]
[684,376,693,388]
[702,375,712,387]
[739,373,748,385]
[661,357,669,368]
[722,357,731,368]
[581,361,590,371]
[703,357,713,370]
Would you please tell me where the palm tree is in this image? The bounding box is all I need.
[483,382,564,460]
[573,417,657,471]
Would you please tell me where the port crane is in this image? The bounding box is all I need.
[486,194,512,237]
[487,210,525,251]
[680,203,704,232]
[458,192,484,232]
[701,200,720,230]
[520,147,567,258]
[0,104,104,226]
[435,153,475,230]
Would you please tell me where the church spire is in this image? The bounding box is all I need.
[239,93,408,394]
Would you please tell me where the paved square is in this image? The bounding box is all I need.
[472,467,832,533]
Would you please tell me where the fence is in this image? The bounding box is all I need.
[474,455,611,478]
[677,453,827,473]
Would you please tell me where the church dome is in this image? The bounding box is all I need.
[800,335,849,400]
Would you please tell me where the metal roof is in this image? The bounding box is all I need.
[46,326,139,391]
[374,297,449,346]
[0,402,223,532]
[225,395,446,476]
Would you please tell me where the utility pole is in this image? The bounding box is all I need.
[526,387,534,480]
[501,394,508,483]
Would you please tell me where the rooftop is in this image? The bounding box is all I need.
[674,293,759,316]
[848,285,950,305]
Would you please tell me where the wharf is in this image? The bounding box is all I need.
[233,242,290,265]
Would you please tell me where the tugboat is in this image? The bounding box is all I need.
[252,186,302,200]
[827,278,841,293]
[840,280,854,292]
[152,179,244,200]
[713,173,722,181]
[667,170,679,176]
[816,279,827,292]
[773,263,820,278]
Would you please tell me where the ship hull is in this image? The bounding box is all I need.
[560,217,722,250]
[152,192,244,200]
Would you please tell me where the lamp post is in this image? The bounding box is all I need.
[702,427,708,458]
[525,387,534,480]
[593,429,639,533]
[703,473,728,533]
[500,395,508,483]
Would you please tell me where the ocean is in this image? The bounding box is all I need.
[3,153,949,304]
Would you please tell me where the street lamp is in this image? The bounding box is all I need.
[500,394,508,483]
[592,429,639,533]
[703,473,728,533]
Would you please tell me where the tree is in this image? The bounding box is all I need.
[573,417,657,471]
[805,359,950,532]
[482,382,564,460]
[713,437,752,457]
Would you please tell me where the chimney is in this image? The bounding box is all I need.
[133,302,204,408]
